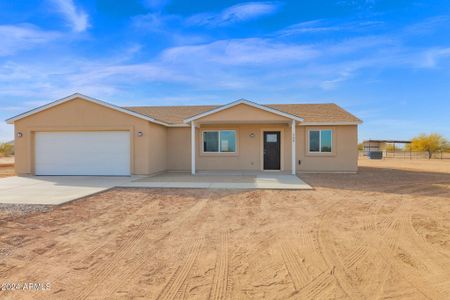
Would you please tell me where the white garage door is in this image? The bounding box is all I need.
[35,131,130,176]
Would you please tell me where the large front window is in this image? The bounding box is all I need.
[203,130,236,153]
[309,129,332,153]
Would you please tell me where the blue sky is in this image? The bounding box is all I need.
[1,0,450,142]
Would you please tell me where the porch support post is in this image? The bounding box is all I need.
[291,119,296,175]
[191,121,196,175]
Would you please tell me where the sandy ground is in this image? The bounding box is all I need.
[360,157,450,173]
[0,164,14,178]
[0,157,15,178]
[0,160,449,299]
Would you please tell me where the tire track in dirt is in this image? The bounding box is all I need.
[97,194,215,299]
[298,229,328,273]
[295,268,336,299]
[315,197,370,299]
[209,231,230,300]
[64,198,209,300]
[279,241,311,291]
[366,201,424,299]
[335,195,404,300]
[343,246,368,269]
[364,203,445,300]
[358,199,404,300]
[8,198,162,288]
[157,238,204,300]
[399,214,450,296]
[317,225,366,299]
[366,199,434,299]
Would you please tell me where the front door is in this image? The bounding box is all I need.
[263,131,281,170]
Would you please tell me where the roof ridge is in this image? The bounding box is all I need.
[123,104,219,108]
[124,103,337,108]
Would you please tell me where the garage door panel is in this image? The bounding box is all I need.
[35,131,130,176]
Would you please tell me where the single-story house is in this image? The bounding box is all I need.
[6,93,362,176]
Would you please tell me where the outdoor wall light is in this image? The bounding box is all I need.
[137,131,143,137]
[249,133,255,138]
[17,132,23,138]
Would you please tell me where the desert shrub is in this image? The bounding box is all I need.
[0,143,14,157]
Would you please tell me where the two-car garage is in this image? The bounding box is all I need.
[34,131,131,176]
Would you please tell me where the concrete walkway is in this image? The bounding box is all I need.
[0,172,311,205]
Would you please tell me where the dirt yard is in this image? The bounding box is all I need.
[360,157,450,173]
[0,160,449,299]
[0,157,15,178]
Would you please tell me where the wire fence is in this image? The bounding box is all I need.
[359,150,450,159]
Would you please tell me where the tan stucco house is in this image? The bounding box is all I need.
[6,93,362,176]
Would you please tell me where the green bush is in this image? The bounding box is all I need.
[0,143,14,157]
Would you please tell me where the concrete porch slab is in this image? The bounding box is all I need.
[123,172,312,190]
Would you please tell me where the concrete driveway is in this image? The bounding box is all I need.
[0,176,133,205]
[0,173,311,205]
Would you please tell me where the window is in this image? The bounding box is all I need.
[203,130,236,153]
[309,129,332,153]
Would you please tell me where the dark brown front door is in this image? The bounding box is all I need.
[263,131,281,170]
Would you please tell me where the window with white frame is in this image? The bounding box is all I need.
[203,130,236,153]
[309,129,332,152]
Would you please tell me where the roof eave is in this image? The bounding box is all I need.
[299,121,362,126]
[5,93,171,126]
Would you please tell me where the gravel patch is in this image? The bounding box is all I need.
[0,203,52,220]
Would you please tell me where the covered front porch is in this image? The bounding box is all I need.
[184,99,304,176]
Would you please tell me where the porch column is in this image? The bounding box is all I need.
[191,121,196,175]
[291,119,296,175]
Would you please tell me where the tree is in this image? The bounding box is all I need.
[409,133,449,159]
[357,143,364,151]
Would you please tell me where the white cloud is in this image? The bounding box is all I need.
[278,19,384,36]
[404,16,449,35]
[187,2,281,26]
[0,24,60,56]
[320,70,353,90]
[49,0,89,32]
[161,38,318,65]
[420,47,450,68]
[279,20,341,35]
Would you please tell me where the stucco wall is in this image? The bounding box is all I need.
[198,104,290,123]
[13,98,167,175]
[167,124,358,173]
[297,125,358,172]
[167,127,191,171]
